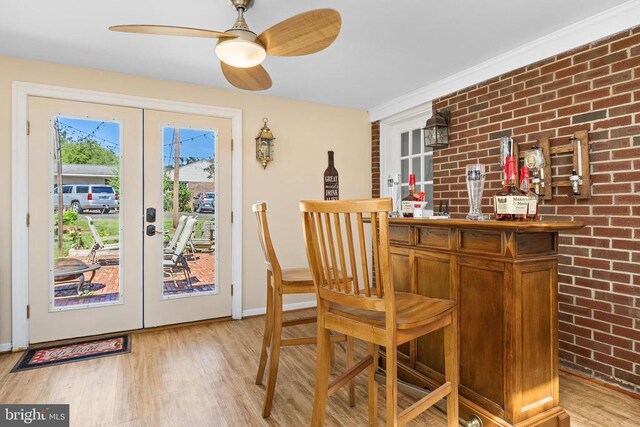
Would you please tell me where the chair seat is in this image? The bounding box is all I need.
[330,292,456,330]
[281,268,350,286]
[281,267,314,285]
[100,243,120,251]
[163,259,180,267]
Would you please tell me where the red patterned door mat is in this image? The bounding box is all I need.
[11,335,130,372]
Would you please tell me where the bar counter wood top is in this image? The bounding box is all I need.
[384,217,584,231]
[378,218,583,427]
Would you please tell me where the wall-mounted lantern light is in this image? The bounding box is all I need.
[256,117,275,169]
[423,110,451,149]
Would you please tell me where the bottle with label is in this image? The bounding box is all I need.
[519,166,538,220]
[494,155,528,221]
[401,174,418,217]
[324,151,339,200]
[569,170,580,195]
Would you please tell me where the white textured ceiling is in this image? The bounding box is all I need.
[0,0,633,110]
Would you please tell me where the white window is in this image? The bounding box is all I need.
[399,129,433,204]
[380,105,434,213]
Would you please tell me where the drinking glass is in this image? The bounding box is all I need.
[466,164,485,220]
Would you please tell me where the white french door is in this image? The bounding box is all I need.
[27,97,232,343]
[28,97,143,343]
[382,113,435,212]
[143,110,232,327]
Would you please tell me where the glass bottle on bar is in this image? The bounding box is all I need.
[401,173,418,217]
[519,166,538,220]
[494,155,528,221]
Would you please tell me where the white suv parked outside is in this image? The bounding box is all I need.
[53,184,119,213]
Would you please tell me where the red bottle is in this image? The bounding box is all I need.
[401,174,418,217]
[494,156,528,221]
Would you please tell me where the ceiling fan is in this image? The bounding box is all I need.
[109,0,341,91]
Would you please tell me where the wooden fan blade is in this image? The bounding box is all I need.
[221,62,272,91]
[257,9,341,57]
[109,25,236,39]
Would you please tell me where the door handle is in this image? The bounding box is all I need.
[146,224,163,236]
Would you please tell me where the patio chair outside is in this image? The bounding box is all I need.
[164,216,197,288]
[164,215,188,254]
[190,220,215,252]
[86,216,119,263]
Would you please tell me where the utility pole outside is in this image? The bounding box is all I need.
[173,128,180,228]
[54,119,64,258]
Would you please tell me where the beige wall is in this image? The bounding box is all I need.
[0,55,371,346]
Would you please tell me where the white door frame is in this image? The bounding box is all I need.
[379,102,432,198]
[12,81,244,350]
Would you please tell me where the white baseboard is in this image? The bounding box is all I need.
[242,300,317,318]
[0,342,12,352]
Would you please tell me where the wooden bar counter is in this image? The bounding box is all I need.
[383,218,583,427]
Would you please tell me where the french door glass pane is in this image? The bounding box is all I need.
[401,132,409,157]
[397,126,433,210]
[411,129,421,154]
[401,158,409,183]
[52,117,121,308]
[162,127,217,297]
[412,156,421,182]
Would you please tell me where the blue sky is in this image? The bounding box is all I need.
[162,127,215,167]
[57,117,216,166]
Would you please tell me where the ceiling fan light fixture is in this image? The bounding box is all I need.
[216,38,266,68]
[109,3,341,91]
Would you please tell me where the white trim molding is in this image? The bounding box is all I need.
[369,0,640,122]
[0,343,12,353]
[242,299,317,318]
[12,81,244,350]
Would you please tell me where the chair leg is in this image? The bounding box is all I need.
[385,340,398,427]
[368,343,379,427]
[262,286,283,418]
[311,306,332,427]
[330,337,336,369]
[256,272,274,385]
[183,267,193,290]
[347,336,355,407]
[444,311,459,427]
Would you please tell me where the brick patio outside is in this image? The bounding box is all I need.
[54,252,216,307]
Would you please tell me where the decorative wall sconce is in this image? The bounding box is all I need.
[523,145,546,196]
[423,110,450,149]
[255,117,275,169]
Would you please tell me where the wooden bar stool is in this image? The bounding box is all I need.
[300,198,459,426]
[252,202,354,418]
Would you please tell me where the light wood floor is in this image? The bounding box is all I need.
[0,309,637,426]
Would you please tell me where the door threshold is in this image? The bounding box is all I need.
[24,316,233,350]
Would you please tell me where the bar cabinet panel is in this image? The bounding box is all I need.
[384,218,582,427]
[414,250,453,378]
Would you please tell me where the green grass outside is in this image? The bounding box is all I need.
[54,213,214,258]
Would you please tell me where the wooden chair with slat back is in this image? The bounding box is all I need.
[252,202,354,418]
[300,198,459,427]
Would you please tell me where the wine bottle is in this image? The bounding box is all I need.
[519,166,538,220]
[401,174,418,217]
[324,151,339,200]
[494,155,528,221]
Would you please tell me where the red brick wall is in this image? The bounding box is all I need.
[373,26,640,393]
